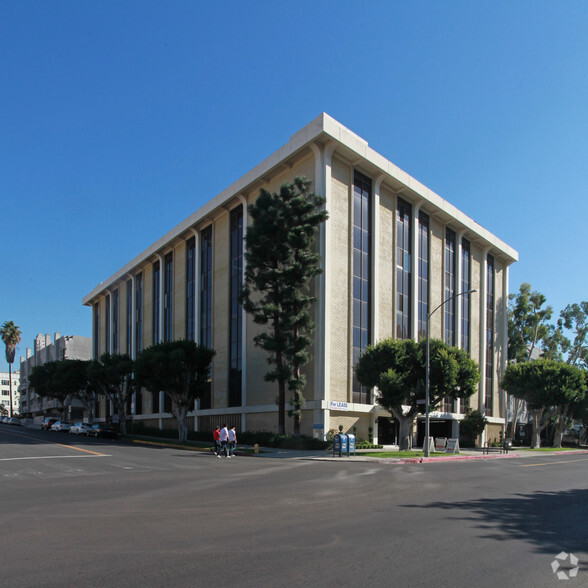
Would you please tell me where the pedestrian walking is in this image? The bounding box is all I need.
[228,425,237,457]
[217,424,229,458]
[213,425,221,455]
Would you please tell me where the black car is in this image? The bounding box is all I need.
[41,417,59,431]
[88,423,119,439]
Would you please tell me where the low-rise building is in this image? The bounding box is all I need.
[19,332,92,421]
[1,370,20,416]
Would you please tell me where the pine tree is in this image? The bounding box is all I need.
[241,177,328,435]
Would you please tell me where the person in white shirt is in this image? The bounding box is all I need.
[217,424,229,458]
[228,426,237,458]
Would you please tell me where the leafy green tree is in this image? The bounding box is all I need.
[29,361,72,418]
[135,340,215,442]
[355,338,480,450]
[1,320,22,418]
[56,359,97,423]
[544,302,588,369]
[459,409,487,446]
[506,283,552,437]
[241,177,328,435]
[87,353,134,436]
[501,359,586,448]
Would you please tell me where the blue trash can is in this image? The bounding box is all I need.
[347,434,356,456]
[333,433,348,457]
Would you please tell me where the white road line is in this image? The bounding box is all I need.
[0,455,111,461]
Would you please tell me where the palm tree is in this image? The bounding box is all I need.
[1,321,22,418]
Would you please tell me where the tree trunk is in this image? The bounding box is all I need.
[393,412,414,451]
[530,409,546,449]
[276,349,286,435]
[8,363,13,418]
[508,396,523,439]
[552,404,570,448]
[175,403,190,442]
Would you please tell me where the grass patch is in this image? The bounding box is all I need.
[358,451,450,458]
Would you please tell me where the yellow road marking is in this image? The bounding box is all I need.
[521,457,588,467]
[55,443,107,456]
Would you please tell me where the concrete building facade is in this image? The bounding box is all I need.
[19,332,92,420]
[83,114,518,445]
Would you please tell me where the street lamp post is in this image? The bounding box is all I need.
[424,289,477,457]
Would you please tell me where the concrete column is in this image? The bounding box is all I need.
[310,141,335,435]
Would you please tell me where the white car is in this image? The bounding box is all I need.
[69,422,93,435]
[50,421,71,432]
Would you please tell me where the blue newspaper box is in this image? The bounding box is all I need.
[347,433,356,456]
[333,433,348,457]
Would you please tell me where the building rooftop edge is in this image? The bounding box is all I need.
[82,113,518,305]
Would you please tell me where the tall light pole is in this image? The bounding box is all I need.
[424,289,476,457]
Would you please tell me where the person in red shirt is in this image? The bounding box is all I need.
[213,425,221,456]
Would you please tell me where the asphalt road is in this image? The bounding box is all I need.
[1,426,587,587]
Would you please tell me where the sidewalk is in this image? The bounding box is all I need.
[248,445,588,464]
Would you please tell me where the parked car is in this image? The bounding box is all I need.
[50,421,72,433]
[1,416,9,424]
[7,417,22,426]
[41,417,59,431]
[69,422,93,435]
[88,423,119,439]
[562,428,580,447]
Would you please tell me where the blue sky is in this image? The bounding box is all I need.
[1,1,587,371]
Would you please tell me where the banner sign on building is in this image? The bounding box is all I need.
[329,401,349,411]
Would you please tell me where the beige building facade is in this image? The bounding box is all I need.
[83,114,518,445]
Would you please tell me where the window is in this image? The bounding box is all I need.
[135,273,143,354]
[352,170,371,404]
[112,288,119,354]
[186,237,196,341]
[461,239,471,353]
[153,261,160,344]
[485,254,495,413]
[396,198,412,340]
[229,206,243,407]
[417,212,429,340]
[93,302,100,358]
[164,252,173,342]
[126,279,133,355]
[199,225,213,409]
[105,294,111,354]
[444,229,456,346]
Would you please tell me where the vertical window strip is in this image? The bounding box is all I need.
[417,212,429,340]
[229,206,243,407]
[126,280,132,355]
[105,294,111,354]
[164,252,173,342]
[444,229,456,345]
[112,289,119,354]
[199,226,213,409]
[186,237,196,341]
[396,198,412,340]
[93,303,100,359]
[352,170,372,404]
[460,239,471,353]
[153,262,160,344]
[485,254,495,413]
[135,273,143,354]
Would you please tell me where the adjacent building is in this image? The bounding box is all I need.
[1,370,20,416]
[19,332,92,420]
[83,114,518,445]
